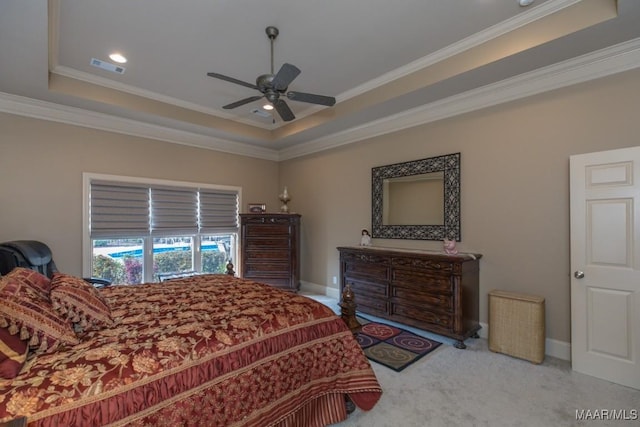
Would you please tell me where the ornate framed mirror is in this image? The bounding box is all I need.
[371,152,460,240]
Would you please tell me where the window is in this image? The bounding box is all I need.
[84,174,240,285]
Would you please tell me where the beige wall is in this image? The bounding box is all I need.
[2,68,639,345]
[280,68,640,343]
[0,115,279,276]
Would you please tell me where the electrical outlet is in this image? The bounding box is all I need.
[332,276,337,285]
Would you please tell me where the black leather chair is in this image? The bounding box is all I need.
[0,240,110,287]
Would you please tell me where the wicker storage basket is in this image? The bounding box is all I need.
[488,290,545,364]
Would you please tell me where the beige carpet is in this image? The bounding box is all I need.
[303,294,639,427]
[335,337,638,427]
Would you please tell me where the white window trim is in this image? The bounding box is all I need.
[82,172,242,280]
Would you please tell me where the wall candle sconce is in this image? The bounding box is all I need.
[279,186,291,212]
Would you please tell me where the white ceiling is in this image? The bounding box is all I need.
[1,0,640,160]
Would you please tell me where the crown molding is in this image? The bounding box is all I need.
[51,64,331,129]
[279,37,640,160]
[2,38,639,162]
[0,92,280,161]
[46,0,578,134]
[51,65,279,131]
[338,0,583,102]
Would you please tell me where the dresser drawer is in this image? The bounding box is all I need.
[244,246,290,259]
[391,302,453,330]
[345,277,388,299]
[392,269,452,294]
[341,251,390,267]
[344,261,390,282]
[244,236,291,251]
[242,215,296,225]
[355,293,388,316]
[244,261,290,277]
[391,288,453,312]
[244,223,292,237]
[392,256,453,276]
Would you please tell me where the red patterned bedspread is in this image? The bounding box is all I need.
[0,275,381,426]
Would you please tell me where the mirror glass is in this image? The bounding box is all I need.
[372,153,460,240]
[383,172,444,225]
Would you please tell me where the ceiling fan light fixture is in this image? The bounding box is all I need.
[207,26,336,122]
[518,0,535,6]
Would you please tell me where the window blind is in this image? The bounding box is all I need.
[199,189,239,233]
[150,186,198,234]
[90,181,150,238]
[90,180,238,238]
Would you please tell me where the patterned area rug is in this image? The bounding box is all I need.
[356,318,442,372]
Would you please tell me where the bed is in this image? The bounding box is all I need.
[0,268,381,426]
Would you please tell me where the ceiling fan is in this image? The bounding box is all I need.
[207,26,336,122]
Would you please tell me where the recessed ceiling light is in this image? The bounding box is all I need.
[263,103,274,111]
[519,0,535,6]
[109,53,127,64]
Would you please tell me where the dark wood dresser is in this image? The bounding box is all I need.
[338,246,482,348]
[240,213,300,292]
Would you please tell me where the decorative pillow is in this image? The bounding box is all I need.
[0,327,29,379]
[0,271,79,354]
[50,273,114,332]
[5,267,52,295]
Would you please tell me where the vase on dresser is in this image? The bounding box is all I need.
[278,187,291,213]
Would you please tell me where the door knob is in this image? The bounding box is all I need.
[574,271,585,279]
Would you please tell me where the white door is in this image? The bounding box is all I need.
[570,146,640,390]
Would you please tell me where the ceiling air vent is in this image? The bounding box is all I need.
[90,58,126,74]
[250,108,272,119]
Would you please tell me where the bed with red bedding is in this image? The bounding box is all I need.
[0,271,381,426]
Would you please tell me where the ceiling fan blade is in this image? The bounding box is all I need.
[273,99,295,122]
[271,63,301,91]
[207,72,258,90]
[222,95,263,109]
[287,91,336,106]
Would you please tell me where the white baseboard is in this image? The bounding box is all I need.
[300,281,341,300]
[478,322,571,361]
[545,338,571,361]
[301,283,572,361]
